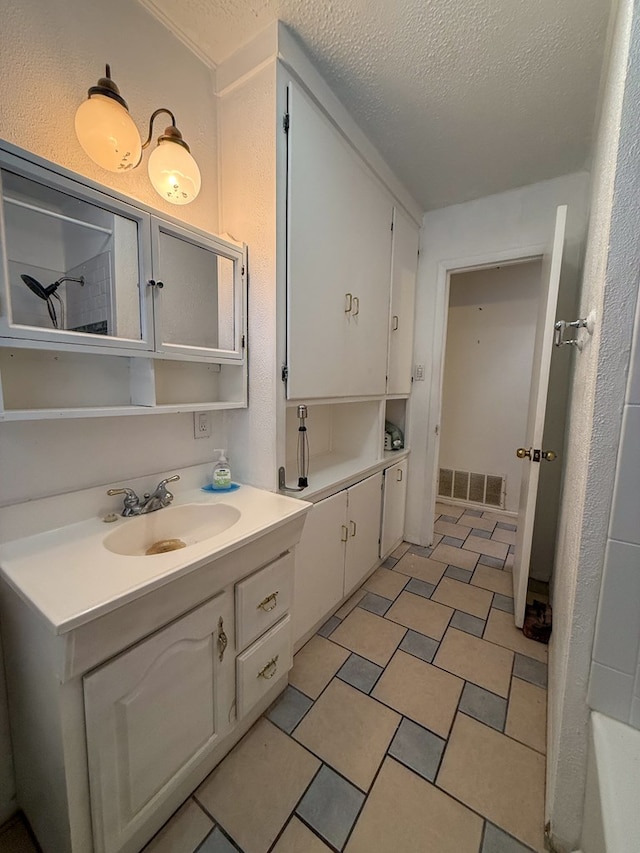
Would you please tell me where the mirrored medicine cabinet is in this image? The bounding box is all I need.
[0,141,247,419]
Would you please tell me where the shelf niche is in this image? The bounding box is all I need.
[285,400,383,496]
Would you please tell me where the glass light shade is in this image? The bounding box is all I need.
[75,95,142,172]
[147,140,201,205]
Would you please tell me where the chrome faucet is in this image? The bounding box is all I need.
[107,475,180,517]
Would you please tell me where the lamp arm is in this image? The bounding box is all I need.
[142,108,178,150]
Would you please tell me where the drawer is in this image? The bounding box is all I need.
[235,551,294,651]
[236,614,292,719]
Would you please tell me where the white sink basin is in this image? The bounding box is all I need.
[103,503,241,557]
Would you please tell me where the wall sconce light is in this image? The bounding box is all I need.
[74,65,201,206]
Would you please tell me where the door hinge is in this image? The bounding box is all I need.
[241,265,245,276]
[242,335,245,349]
[390,219,394,232]
[283,113,290,133]
[281,365,288,382]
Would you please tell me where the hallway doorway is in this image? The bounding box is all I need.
[437,260,542,517]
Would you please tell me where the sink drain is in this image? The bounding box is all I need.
[145,538,187,555]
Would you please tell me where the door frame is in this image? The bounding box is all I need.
[420,243,546,547]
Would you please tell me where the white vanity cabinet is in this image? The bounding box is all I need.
[380,458,408,558]
[293,472,383,645]
[83,592,234,853]
[0,490,308,853]
[286,81,393,400]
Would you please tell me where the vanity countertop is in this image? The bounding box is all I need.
[0,485,311,635]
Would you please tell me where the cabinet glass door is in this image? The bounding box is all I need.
[152,220,244,360]
[0,160,152,350]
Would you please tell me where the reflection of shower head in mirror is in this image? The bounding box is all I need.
[20,274,85,329]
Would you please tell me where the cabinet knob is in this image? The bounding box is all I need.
[257,656,279,680]
[257,592,279,612]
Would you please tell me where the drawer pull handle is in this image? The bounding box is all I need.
[258,655,279,680]
[397,469,403,482]
[392,315,399,331]
[341,524,348,542]
[345,293,353,313]
[352,296,360,316]
[217,617,228,662]
[350,520,357,537]
[257,592,279,612]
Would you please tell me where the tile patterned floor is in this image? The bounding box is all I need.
[6,504,549,853]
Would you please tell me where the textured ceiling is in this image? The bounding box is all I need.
[139,0,612,211]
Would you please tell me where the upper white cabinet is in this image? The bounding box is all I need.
[151,219,243,360]
[0,143,247,419]
[286,81,393,400]
[387,207,419,395]
[0,155,153,352]
[0,145,245,362]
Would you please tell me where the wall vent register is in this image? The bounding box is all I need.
[438,468,504,508]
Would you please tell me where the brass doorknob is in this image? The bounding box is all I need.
[516,448,531,459]
[542,450,557,462]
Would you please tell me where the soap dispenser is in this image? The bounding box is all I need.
[211,449,232,490]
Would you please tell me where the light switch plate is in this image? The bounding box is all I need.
[194,411,211,439]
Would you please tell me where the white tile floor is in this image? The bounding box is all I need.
[4,504,549,853]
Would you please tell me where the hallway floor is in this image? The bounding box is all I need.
[3,504,548,853]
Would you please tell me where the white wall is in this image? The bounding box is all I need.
[216,59,279,491]
[407,171,591,544]
[547,0,640,849]
[0,0,224,822]
[440,262,540,512]
[588,287,640,726]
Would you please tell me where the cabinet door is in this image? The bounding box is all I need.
[287,81,393,399]
[344,472,383,595]
[293,491,347,645]
[387,208,419,394]
[380,460,408,557]
[0,152,153,351]
[151,219,245,360]
[83,592,233,853]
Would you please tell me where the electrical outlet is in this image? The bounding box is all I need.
[415,364,425,381]
[194,411,211,439]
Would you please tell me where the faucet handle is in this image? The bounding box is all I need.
[107,487,138,500]
[158,474,180,487]
[107,486,140,514]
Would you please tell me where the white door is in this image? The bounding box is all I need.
[292,491,348,645]
[344,473,383,595]
[387,208,420,394]
[286,81,393,399]
[83,593,233,853]
[513,205,567,627]
[380,460,408,557]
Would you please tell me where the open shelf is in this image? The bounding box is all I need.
[0,347,247,420]
[284,399,385,500]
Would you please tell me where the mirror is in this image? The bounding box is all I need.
[1,168,142,341]
[155,228,237,352]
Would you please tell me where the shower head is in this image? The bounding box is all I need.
[20,274,60,327]
[21,274,49,300]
